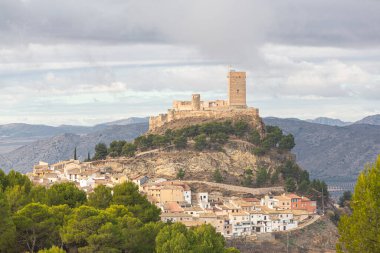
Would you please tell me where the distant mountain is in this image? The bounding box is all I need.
[0,123,91,138]
[97,117,149,126]
[264,117,380,183]
[353,114,380,126]
[0,117,149,154]
[306,117,351,127]
[0,123,149,173]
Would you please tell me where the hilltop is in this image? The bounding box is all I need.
[264,117,380,183]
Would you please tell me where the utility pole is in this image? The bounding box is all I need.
[286,232,289,253]
[322,187,325,216]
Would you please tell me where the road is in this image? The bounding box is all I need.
[183,180,284,195]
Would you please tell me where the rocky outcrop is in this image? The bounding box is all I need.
[117,140,292,185]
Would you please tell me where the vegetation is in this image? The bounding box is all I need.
[338,191,352,208]
[337,155,380,253]
[92,120,296,160]
[256,167,269,187]
[155,222,237,253]
[213,168,223,183]
[0,170,239,252]
[176,168,185,180]
[242,168,253,187]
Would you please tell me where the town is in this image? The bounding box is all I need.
[29,159,318,238]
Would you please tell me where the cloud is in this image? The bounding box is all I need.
[0,0,380,125]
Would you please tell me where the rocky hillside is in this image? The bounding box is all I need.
[353,114,380,125]
[306,117,351,126]
[0,123,148,173]
[120,140,293,185]
[264,117,380,183]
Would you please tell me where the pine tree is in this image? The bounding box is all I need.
[337,155,380,252]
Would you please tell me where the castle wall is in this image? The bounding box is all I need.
[149,108,260,132]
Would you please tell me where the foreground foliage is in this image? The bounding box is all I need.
[0,170,239,252]
[337,155,380,253]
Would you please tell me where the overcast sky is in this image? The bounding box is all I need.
[0,0,379,126]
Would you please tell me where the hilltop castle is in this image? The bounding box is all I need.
[149,70,260,132]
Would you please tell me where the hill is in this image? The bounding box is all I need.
[263,117,380,183]
[353,114,380,125]
[0,123,148,173]
[306,117,351,126]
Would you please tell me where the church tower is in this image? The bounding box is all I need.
[228,70,247,108]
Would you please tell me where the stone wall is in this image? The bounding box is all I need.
[149,107,262,134]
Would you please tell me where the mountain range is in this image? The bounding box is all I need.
[0,115,379,184]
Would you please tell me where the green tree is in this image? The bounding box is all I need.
[213,169,223,183]
[61,206,109,251]
[285,178,297,192]
[137,222,166,253]
[242,168,253,187]
[248,129,261,145]
[256,167,269,187]
[13,203,59,252]
[279,134,295,150]
[234,120,249,137]
[337,155,380,252]
[155,223,192,253]
[194,134,208,151]
[38,246,66,253]
[109,141,127,157]
[122,143,137,157]
[5,184,31,212]
[0,191,16,252]
[29,185,48,204]
[176,168,185,180]
[174,135,187,149]
[270,170,279,185]
[74,147,77,160]
[79,222,124,253]
[191,224,226,253]
[112,182,160,223]
[94,143,108,160]
[88,185,113,209]
[0,169,8,191]
[46,182,86,208]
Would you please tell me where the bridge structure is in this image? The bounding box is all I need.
[327,182,356,192]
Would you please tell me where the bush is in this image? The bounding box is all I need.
[234,121,249,137]
[279,134,295,150]
[248,129,261,145]
[176,168,185,180]
[122,143,137,157]
[213,169,223,183]
[173,135,187,149]
[285,178,296,192]
[194,134,208,151]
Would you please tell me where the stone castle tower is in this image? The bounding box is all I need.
[228,70,247,108]
[149,69,258,132]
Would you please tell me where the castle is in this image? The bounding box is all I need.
[149,70,260,132]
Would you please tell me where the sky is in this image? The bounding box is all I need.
[0,0,379,126]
